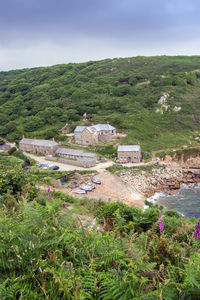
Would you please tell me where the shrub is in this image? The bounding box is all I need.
[8,146,17,155]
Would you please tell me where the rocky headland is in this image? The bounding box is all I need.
[120,156,200,198]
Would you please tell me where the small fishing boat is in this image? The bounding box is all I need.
[80,183,95,191]
[80,185,93,191]
[91,177,101,184]
[72,188,87,194]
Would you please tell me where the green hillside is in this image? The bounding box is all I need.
[1,56,200,152]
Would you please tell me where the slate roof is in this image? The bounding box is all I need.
[56,148,97,158]
[92,124,115,131]
[87,126,97,133]
[74,124,115,134]
[0,144,12,149]
[118,145,141,152]
[19,138,58,147]
[74,126,87,132]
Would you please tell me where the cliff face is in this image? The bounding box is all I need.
[120,157,200,197]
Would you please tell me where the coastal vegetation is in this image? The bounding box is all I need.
[155,146,200,161]
[0,56,200,153]
[1,154,200,299]
[1,56,200,299]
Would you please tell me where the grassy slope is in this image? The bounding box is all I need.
[0,56,200,153]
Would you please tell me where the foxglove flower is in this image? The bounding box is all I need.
[49,189,55,201]
[158,214,164,233]
[193,221,200,240]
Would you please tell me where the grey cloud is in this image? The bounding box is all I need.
[0,0,200,70]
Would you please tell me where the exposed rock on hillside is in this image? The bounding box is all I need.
[158,93,169,105]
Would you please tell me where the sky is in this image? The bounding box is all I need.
[0,0,200,71]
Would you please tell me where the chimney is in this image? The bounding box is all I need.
[107,120,110,124]
[52,137,55,142]
[91,122,94,126]
[22,134,25,139]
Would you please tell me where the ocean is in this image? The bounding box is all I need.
[147,184,200,218]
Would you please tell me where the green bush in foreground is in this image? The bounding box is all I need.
[0,168,200,299]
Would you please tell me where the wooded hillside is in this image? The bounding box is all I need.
[0,56,200,152]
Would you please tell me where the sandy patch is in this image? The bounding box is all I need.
[70,171,145,208]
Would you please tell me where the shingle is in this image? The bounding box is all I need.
[118,145,141,152]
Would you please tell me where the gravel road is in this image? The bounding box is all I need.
[25,153,114,172]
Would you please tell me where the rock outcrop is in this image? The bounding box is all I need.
[120,157,200,197]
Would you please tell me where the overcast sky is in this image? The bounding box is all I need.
[0,0,200,71]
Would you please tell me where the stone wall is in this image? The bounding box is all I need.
[46,156,96,168]
[118,151,141,163]
[82,129,98,145]
[98,134,113,142]
[20,144,58,155]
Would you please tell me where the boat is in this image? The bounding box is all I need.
[91,177,101,184]
[80,185,93,191]
[87,183,95,189]
[72,188,87,194]
[80,183,95,191]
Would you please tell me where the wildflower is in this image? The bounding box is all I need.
[48,187,50,193]
[158,214,164,233]
[49,189,55,201]
[193,221,200,240]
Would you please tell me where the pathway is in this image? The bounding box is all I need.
[25,153,113,172]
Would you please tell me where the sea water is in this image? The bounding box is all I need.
[147,184,200,218]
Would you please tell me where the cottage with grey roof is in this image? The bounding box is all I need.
[117,145,141,163]
[74,123,116,145]
[19,138,59,155]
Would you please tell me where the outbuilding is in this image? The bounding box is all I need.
[117,145,141,163]
[55,148,98,161]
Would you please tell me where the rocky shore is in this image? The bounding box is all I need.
[120,156,200,197]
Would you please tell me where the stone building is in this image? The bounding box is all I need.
[19,138,59,155]
[74,126,87,144]
[74,124,116,145]
[55,148,98,161]
[117,145,141,163]
[0,144,12,151]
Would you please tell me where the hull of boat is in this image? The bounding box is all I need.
[91,178,101,184]
[72,189,87,194]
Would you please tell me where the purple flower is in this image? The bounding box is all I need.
[158,214,164,233]
[49,189,55,201]
[193,221,200,240]
[48,188,50,193]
